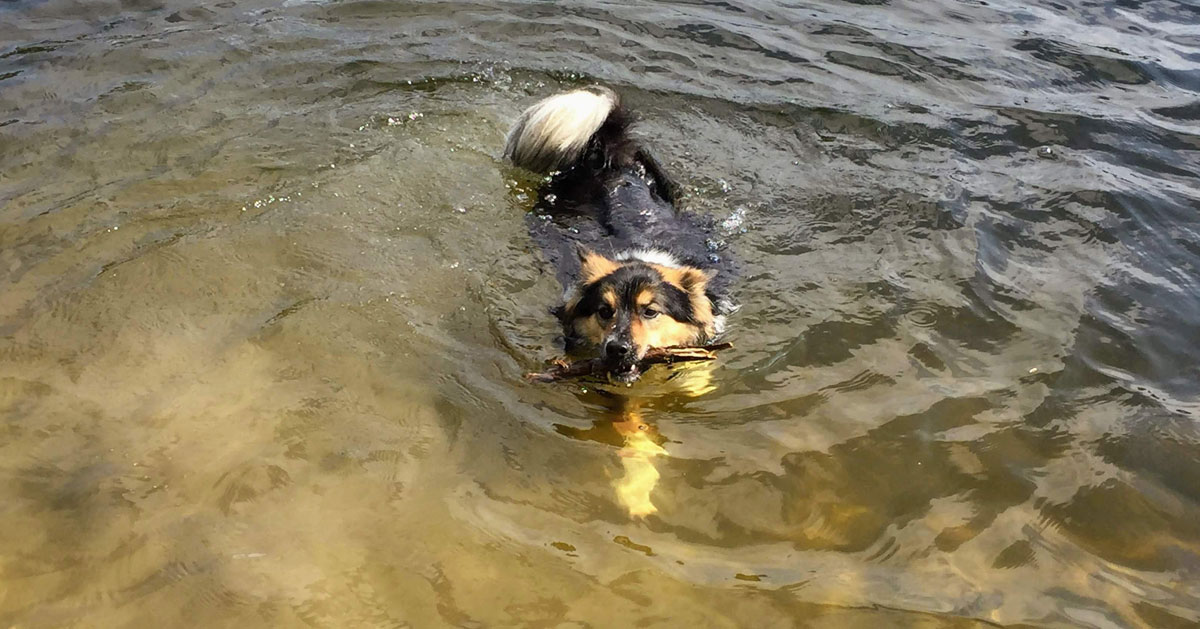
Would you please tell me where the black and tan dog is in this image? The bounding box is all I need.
[505,87,735,382]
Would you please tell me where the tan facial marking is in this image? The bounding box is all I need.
[566,258,719,356]
[572,313,604,346]
[633,315,704,352]
[570,284,619,347]
[627,284,705,356]
[563,249,618,346]
[649,263,717,338]
[601,286,618,310]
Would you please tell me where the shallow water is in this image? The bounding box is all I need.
[2,0,1200,626]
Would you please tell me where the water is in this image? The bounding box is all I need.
[2,0,1199,626]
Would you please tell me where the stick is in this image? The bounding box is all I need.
[525,343,733,383]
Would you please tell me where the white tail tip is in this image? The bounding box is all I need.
[504,87,618,173]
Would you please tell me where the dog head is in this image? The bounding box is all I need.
[561,247,716,382]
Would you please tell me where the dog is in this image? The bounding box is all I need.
[504,86,735,382]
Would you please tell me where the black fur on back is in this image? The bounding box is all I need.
[522,101,735,318]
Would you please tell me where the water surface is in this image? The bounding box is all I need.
[2,0,1199,626]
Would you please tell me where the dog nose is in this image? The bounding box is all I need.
[605,340,631,360]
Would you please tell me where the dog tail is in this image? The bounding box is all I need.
[504,86,627,173]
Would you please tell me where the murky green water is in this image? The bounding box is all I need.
[3,0,1199,627]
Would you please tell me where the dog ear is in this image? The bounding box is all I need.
[677,267,717,337]
[575,244,617,284]
[677,267,715,295]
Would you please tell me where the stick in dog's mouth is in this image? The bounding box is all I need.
[525,343,732,384]
[608,362,642,383]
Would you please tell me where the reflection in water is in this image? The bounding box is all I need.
[556,394,669,519]
[615,363,717,517]
[613,409,667,518]
[559,362,717,518]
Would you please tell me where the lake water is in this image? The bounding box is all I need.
[2,0,1199,626]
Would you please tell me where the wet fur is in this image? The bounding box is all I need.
[506,87,735,376]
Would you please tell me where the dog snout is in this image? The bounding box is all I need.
[604,340,632,361]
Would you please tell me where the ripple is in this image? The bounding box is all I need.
[904,303,940,328]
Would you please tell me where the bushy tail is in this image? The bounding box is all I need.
[504,87,622,173]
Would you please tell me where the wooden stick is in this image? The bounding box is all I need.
[525,343,733,383]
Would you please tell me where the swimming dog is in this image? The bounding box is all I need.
[505,86,735,383]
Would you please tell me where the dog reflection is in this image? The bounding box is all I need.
[558,363,715,518]
[611,405,666,517]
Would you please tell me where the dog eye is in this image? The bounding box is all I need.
[596,305,614,320]
[642,307,659,319]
